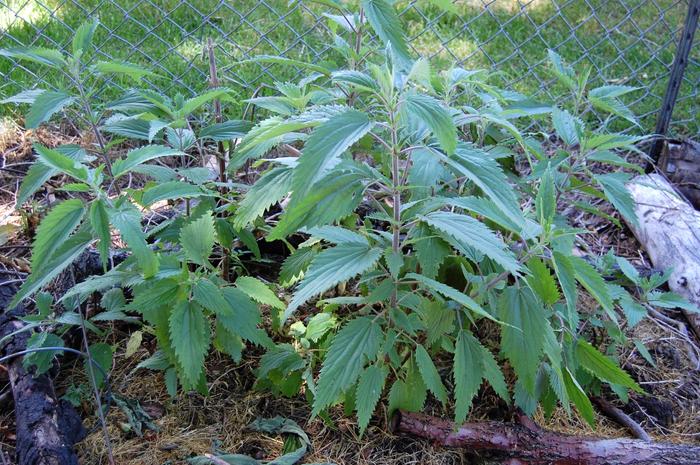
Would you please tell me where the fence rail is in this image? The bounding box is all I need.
[1,0,698,135]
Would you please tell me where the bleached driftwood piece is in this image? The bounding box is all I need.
[625,173,700,339]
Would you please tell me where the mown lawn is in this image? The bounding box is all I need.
[0,0,697,134]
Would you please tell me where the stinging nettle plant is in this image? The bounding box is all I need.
[235,0,695,434]
[2,0,697,436]
[1,19,277,394]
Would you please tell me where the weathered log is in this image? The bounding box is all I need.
[0,280,85,465]
[0,247,127,465]
[392,410,700,465]
[625,173,700,339]
[658,138,700,210]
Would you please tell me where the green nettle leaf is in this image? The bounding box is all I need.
[109,202,158,277]
[406,273,496,322]
[307,226,368,246]
[647,291,699,312]
[402,93,457,155]
[581,133,644,152]
[235,276,285,310]
[140,181,204,207]
[408,149,447,200]
[551,108,581,147]
[102,117,151,140]
[169,300,211,387]
[620,292,647,328]
[72,18,98,55]
[388,358,428,414]
[0,46,67,68]
[234,166,293,228]
[1,89,45,105]
[269,168,368,240]
[279,247,318,287]
[417,299,454,346]
[192,278,229,314]
[594,173,638,226]
[454,330,484,424]
[17,161,53,206]
[569,256,613,312]
[499,287,547,394]
[30,198,85,273]
[305,313,337,342]
[291,109,373,198]
[200,120,253,141]
[87,342,113,388]
[24,332,65,375]
[236,105,344,157]
[112,145,183,178]
[536,166,556,225]
[575,339,642,392]
[445,196,529,237]
[552,251,578,329]
[525,259,560,306]
[179,88,234,116]
[248,95,302,116]
[422,211,519,273]
[34,144,88,181]
[285,243,382,321]
[95,60,158,80]
[412,223,451,279]
[221,288,272,348]
[547,49,575,91]
[180,212,216,267]
[589,86,638,125]
[563,367,595,426]
[214,323,244,362]
[239,55,332,76]
[89,199,111,270]
[355,364,388,435]
[442,144,522,220]
[10,230,93,308]
[26,90,74,129]
[313,316,383,415]
[332,70,380,92]
[415,344,447,406]
[361,0,412,69]
[479,343,509,403]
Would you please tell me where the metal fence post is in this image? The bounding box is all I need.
[648,0,700,168]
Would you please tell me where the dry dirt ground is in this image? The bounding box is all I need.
[0,121,698,465]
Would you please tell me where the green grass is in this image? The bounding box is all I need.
[0,0,697,134]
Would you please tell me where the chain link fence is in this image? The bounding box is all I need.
[1,0,698,135]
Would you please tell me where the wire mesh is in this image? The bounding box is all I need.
[0,0,697,135]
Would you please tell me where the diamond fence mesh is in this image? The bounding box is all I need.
[0,0,698,135]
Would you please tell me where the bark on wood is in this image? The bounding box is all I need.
[591,397,650,441]
[0,280,85,465]
[0,248,126,465]
[624,173,700,339]
[658,138,700,210]
[393,410,700,465]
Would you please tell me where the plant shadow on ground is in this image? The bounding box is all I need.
[1,0,698,134]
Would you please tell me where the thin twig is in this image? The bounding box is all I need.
[593,397,651,441]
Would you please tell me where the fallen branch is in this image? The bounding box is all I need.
[0,281,85,465]
[0,248,126,465]
[625,174,700,340]
[392,410,700,465]
[592,397,650,441]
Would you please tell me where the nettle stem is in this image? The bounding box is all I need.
[73,71,120,195]
[207,37,231,282]
[389,105,401,308]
